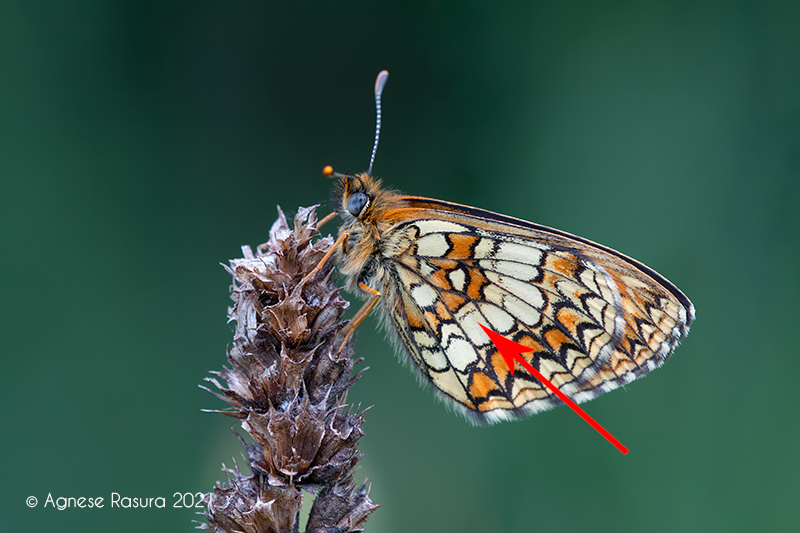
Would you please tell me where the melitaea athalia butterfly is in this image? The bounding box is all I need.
[319,71,694,424]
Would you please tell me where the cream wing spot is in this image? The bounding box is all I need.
[482,260,541,281]
[537,359,571,387]
[587,261,622,310]
[448,268,467,292]
[414,220,468,236]
[413,330,438,348]
[485,271,546,311]
[553,278,587,306]
[429,368,470,404]
[580,327,607,355]
[440,322,462,347]
[567,348,595,376]
[563,347,590,373]
[584,297,611,325]
[416,233,450,257]
[411,283,439,308]
[452,302,491,346]
[473,238,496,258]
[445,337,479,372]
[420,346,449,371]
[478,302,515,334]
[511,375,548,399]
[493,241,545,263]
[579,268,601,295]
[499,293,542,328]
[583,295,611,325]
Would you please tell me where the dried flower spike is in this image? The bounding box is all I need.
[199,206,378,533]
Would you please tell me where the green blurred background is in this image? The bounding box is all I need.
[2,1,798,531]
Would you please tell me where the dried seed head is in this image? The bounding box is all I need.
[200,206,378,532]
[307,477,380,533]
[202,471,301,533]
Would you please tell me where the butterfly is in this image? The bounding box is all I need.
[321,71,694,424]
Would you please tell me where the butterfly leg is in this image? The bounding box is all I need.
[295,230,350,290]
[336,282,381,353]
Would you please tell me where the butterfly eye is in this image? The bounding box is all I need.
[347,192,370,217]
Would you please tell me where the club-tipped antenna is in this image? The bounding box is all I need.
[367,70,389,177]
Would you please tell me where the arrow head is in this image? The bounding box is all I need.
[479,323,534,375]
[478,324,629,454]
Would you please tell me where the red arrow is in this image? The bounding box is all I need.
[479,324,629,455]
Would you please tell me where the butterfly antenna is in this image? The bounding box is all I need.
[367,70,389,177]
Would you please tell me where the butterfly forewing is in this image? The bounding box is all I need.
[334,174,694,424]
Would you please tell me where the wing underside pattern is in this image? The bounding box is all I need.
[380,218,694,423]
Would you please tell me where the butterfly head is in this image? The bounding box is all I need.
[325,170,402,287]
[331,171,397,230]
